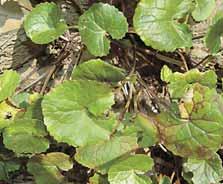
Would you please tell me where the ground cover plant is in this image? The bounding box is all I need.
[1,0,223,183]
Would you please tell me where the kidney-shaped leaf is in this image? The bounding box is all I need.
[24,2,68,44]
[78,3,128,56]
[135,114,158,147]
[27,152,73,184]
[159,176,171,184]
[72,59,126,82]
[0,101,21,131]
[110,172,152,184]
[156,84,223,158]
[108,155,153,184]
[0,160,20,181]
[42,80,115,147]
[75,136,138,169]
[161,66,217,98]
[89,173,109,184]
[205,12,223,54]
[0,70,20,102]
[3,118,49,155]
[183,154,223,184]
[133,0,193,51]
[192,0,215,21]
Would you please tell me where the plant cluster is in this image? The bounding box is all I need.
[1,0,223,184]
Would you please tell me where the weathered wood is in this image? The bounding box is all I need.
[0,28,44,70]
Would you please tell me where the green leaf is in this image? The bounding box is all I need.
[27,152,73,184]
[3,118,49,155]
[42,80,115,147]
[78,3,128,56]
[0,101,21,130]
[133,0,193,52]
[110,172,152,184]
[192,0,215,21]
[135,114,158,147]
[89,173,109,184]
[0,70,20,102]
[205,12,223,54]
[24,2,68,44]
[156,83,223,158]
[11,92,30,109]
[159,176,171,184]
[0,160,20,181]
[23,95,43,121]
[183,154,223,184]
[160,67,217,98]
[75,136,138,169]
[160,65,173,83]
[108,155,153,184]
[72,59,126,82]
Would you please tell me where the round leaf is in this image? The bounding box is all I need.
[27,152,73,184]
[183,154,223,184]
[161,67,217,99]
[78,3,128,56]
[0,101,21,130]
[109,172,152,184]
[156,84,223,158]
[42,80,115,147]
[0,70,20,102]
[192,0,215,21]
[72,59,126,82]
[0,161,20,181]
[108,154,154,184]
[133,0,193,51]
[3,118,49,155]
[205,12,223,54]
[24,2,68,44]
[135,113,158,147]
[75,136,138,169]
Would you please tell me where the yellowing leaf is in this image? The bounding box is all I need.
[183,154,223,184]
[160,66,217,99]
[156,83,223,159]
[27,152,73,184]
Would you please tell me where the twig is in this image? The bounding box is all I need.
[128,27,136,34]
[40,65,57,95]
[19,4,32,11]
[170,172,176,183]
[136,48,183,66]
[59,35,69,42]
[155,53,183,66]
[178,51,189,71]
[15,73,48,95]
[194,55,213,68]
[40,39,72,94]
[192,34,205,40]
[124,82,133,110]
[20,67,39,83]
